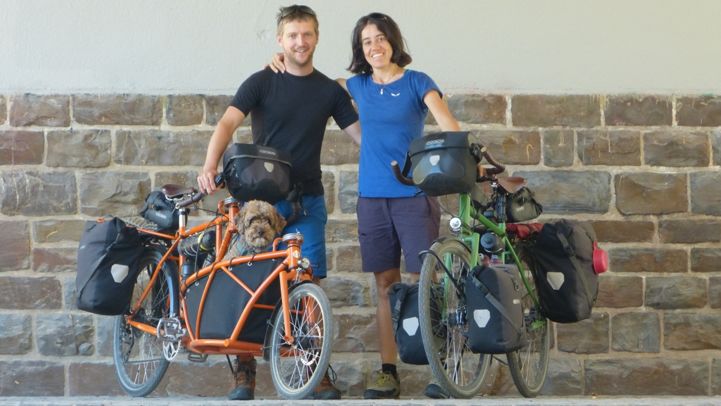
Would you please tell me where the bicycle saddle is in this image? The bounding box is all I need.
[162,184,197,199]
[497,177,526,194]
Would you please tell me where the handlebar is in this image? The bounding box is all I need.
[391,160,415,186]
[176,174,225,209]
[472,143,505,179]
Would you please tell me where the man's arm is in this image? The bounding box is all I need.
[197,106,246,194]
[424,90,461,131]
[342,120,361,145]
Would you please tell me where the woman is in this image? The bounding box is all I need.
[272,12,461,399]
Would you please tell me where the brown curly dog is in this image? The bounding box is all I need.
[235,200,287,254]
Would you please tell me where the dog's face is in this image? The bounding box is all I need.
[237,200,286,253]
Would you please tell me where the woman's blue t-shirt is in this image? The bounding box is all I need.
[346,70,440,198]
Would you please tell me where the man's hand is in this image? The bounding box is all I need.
[268,52,286,73]
[197,168,218,195]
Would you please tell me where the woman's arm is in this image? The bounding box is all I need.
[424,90,460,131]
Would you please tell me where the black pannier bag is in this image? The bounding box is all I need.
[222,143,292,203]
[388,283,430,365]
[76,217,143,315]
[408,131,477,196]
[140,191,179,231]
[506,187,543,223]
[184,259,281,343]
[526,220,606,323]
[465,265,525,353]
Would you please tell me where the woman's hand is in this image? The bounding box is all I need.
[268,52,286,73]
[197,167,218,195]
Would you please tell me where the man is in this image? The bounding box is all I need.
[197,4,360,401]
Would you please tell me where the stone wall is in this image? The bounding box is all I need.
[1,93,720,397]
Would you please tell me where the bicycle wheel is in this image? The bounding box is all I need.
[269,283,333,399]
[419,238,491,398]
[113,249,172,397]
[506,263,550,397]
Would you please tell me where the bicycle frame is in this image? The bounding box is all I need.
[124,195,313,357]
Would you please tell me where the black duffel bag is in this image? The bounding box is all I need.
[76,217,143,315]
[465,265,525,354]
[184,258,282,343]
[388,283,428,365]
[408,131,477,196]
[140,190,179,231]
[526,220,606,323]
[506,187,543,223]
[222,143,292,203]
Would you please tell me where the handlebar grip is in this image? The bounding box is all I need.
[391,160,415,186]
[479,145,505,176]
[176,174,225,209]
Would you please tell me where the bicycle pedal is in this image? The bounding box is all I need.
[156,317,184,341]
[187,352,208,363]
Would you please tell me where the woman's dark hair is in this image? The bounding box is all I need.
[347,13,412,74]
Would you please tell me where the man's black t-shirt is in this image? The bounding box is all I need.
[230,68,358,195]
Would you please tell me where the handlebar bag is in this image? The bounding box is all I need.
[184,258,281,343]
[223,143,292,203]
[506,187,543,223]
[526,220,605,323]
[388,282,428,365]
[140,190,179,231]
[465,265,525,354]
[76,217,143,315]
[408,131,477,196]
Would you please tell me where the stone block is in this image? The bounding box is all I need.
[68,362,125,395]
[95,315,115,356]
[659,219,721,243]
[73,94,162,125]
[447,94,506,124]
[79,171,151,217]
[691,171,721,216]
[0,130,44,165]
[542,129,575,167]
[556,312,609,354]
[32,219,85,243]
[714,129,721,165]
[0,220,30,271]
[326,219,357,243]
[336,245,362,274]
[339,170,358,214]
[710,277,721,309]
[615,172,687,215]
[322,170,335,214]
[115,130,210,166]
[36,313,94,356]
[611,312,660,352]
[10,94,70,127]
[610,248,687,273]
[320,130,359,165]
[604,95,672,126]
[664,312,721,350]
[149,360,231,397]
[333,311,378,352]
[584,358,707,395]
[166,94,203,125]
[62,275,78,311]
[646,276,706,309]
[204,95,233,125]
[0,96,5,123]
[32,247,76,273]
[46,129,111,168]
[321,274,367,307]
[713,358,721,395]
[515,170,611,214]
[0,170,77,216]
[540,358,583,395]
[591,220,654,243]
[644,130,709,167]
[471,130,541,165]
[0,314,32,354]
[677,96,721,127]
[577,129,641,165]
[0,276,62,309]
[0,361,64,395]
[595,275,643,307]
[512,95,601,127]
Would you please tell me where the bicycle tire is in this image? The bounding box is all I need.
[506,262,550,397]
[419,238,491,398]
[113,248,173,397]
[269,283,333,400]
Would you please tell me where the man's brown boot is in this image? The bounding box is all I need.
[228,356,256,400]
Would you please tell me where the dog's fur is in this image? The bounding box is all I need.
[235,200,286,254]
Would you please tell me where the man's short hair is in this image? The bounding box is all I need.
[277,4,319,36]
